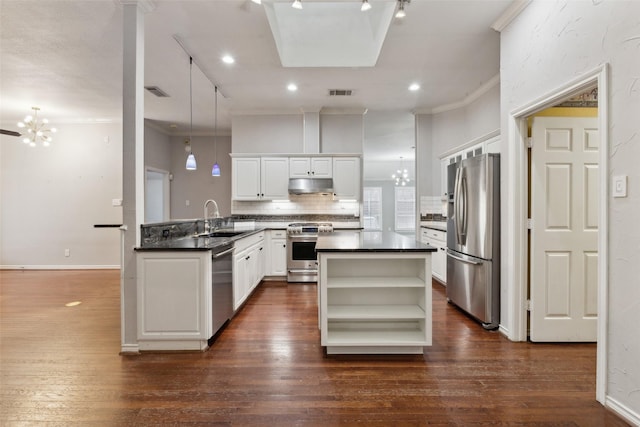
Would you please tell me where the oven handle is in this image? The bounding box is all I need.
[288,268,318,274]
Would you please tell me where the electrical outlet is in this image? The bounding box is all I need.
[186,200,190,206]
[64,249,70,257]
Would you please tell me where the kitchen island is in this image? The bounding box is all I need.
[316,231,437,355]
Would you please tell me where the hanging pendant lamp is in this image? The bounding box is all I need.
[186,56,197,171]
[212,86,221,177]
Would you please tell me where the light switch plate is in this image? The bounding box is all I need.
[112,198,122,206]
[612,175,627,198]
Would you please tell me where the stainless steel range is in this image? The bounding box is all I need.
[287,222,333,282]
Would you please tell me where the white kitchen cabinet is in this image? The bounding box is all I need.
[440,133,500,197]
[332,157,361,200]
[261,157,290,199]
[289,157,332,178]
[266,230,287,277]
[421,227,447,284]
[232,157,261,200]
[232,157,289,200]
[319,252,432,355]
[232,231,265,311]
[136,251,211,351]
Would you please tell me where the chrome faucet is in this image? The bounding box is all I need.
[203,199,221,233]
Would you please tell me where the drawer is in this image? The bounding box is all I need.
[424,228,445,242]
[271,230,286,239]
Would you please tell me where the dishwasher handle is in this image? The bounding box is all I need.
[212,247,234,258]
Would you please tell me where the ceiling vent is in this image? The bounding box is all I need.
[145,86,170,97]
[329,89,353,96]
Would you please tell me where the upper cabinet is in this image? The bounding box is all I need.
[289,157,332,178]
[439,134,500,197]
[232,157,289,201]
[332,157,361,200]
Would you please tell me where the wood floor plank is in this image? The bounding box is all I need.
[0,270,630,426]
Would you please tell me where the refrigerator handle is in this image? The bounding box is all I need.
[454,167,463,245]
[461,172,468,243]
[447,250,482,265]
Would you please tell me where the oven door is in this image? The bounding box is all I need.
[287,235,318,282]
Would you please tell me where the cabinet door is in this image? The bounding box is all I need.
[311,157,332,177]
[232,158,261,200]
[233,251,248,310]
[332,157,360,200]
[261,157,289,199]
[137,252,210,340]
[289,158,311,177]
[270,238,287,276]
[440,158,449,198]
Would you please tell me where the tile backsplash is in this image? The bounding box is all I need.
[232,196,360,218]
[420,196,447,221]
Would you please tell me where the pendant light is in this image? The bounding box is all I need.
[211,86,221,177]
[185,56,197,171]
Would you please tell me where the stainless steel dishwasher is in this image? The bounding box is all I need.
[210,244,234,340]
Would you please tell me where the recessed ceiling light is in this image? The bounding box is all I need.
[361,0,372,11]
[292,0,302,9]
[251,0,262,4]
[222,55,235,64]
[287,83,298,92]
[409,83,421,91]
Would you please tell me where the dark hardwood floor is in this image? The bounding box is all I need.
[0,270,629,426]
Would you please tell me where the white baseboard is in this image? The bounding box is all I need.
[120,344,140,355]
[1,265,120,270]
[606,395,640,426]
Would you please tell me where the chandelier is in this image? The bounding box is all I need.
[392,156,410,186]
[17,107,57,147]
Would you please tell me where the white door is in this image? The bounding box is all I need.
[530,116,599,342]
[145,169,170,223]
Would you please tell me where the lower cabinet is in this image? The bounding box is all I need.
[421,227,447,284]
[232,232,265,311]
[266,230,287,277]
[318,252,432,355]
[136,251,211,351]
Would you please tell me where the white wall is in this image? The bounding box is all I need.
[144,123,171,172]
[416,81,501,198]
[501,0,640,419]
[320,114,364,153]
[170,135,232,219]
[232,114,303,153]
[0,122,122,268]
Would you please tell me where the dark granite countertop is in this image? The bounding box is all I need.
[316,231,436,253]
[420,222,447,232]
[135,228,265,252]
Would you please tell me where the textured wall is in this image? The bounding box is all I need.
[501,0,640,417]
[0,122,122,268]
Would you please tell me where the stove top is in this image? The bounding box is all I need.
[287,222,333,235]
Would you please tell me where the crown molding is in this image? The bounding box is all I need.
[413,74,500,115]
[116,0,156,13]
[491,0,531,32]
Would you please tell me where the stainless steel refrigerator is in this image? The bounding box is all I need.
[446,153,500,329]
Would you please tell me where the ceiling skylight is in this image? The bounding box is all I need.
[263,0,396,67]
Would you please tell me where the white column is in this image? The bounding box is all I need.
[120,1,153,353]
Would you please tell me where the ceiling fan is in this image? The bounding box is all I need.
[0,128,21,137]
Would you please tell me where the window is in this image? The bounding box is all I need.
[363,187,382,230]
[395,186,415,231]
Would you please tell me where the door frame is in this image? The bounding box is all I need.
[144,167,171,223]
[506,64,609,403]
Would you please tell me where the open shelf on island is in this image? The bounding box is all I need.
[326,276,425,288]
[327,304,425,320]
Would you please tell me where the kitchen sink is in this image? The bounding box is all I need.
[194,231,244,238]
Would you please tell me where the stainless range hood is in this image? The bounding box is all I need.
[288,178,334,195]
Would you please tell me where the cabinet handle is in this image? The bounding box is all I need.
[283,244,286,248]
[259,247,263,251]
[245,256,250,260]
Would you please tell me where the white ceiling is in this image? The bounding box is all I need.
[0,0,511,139]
